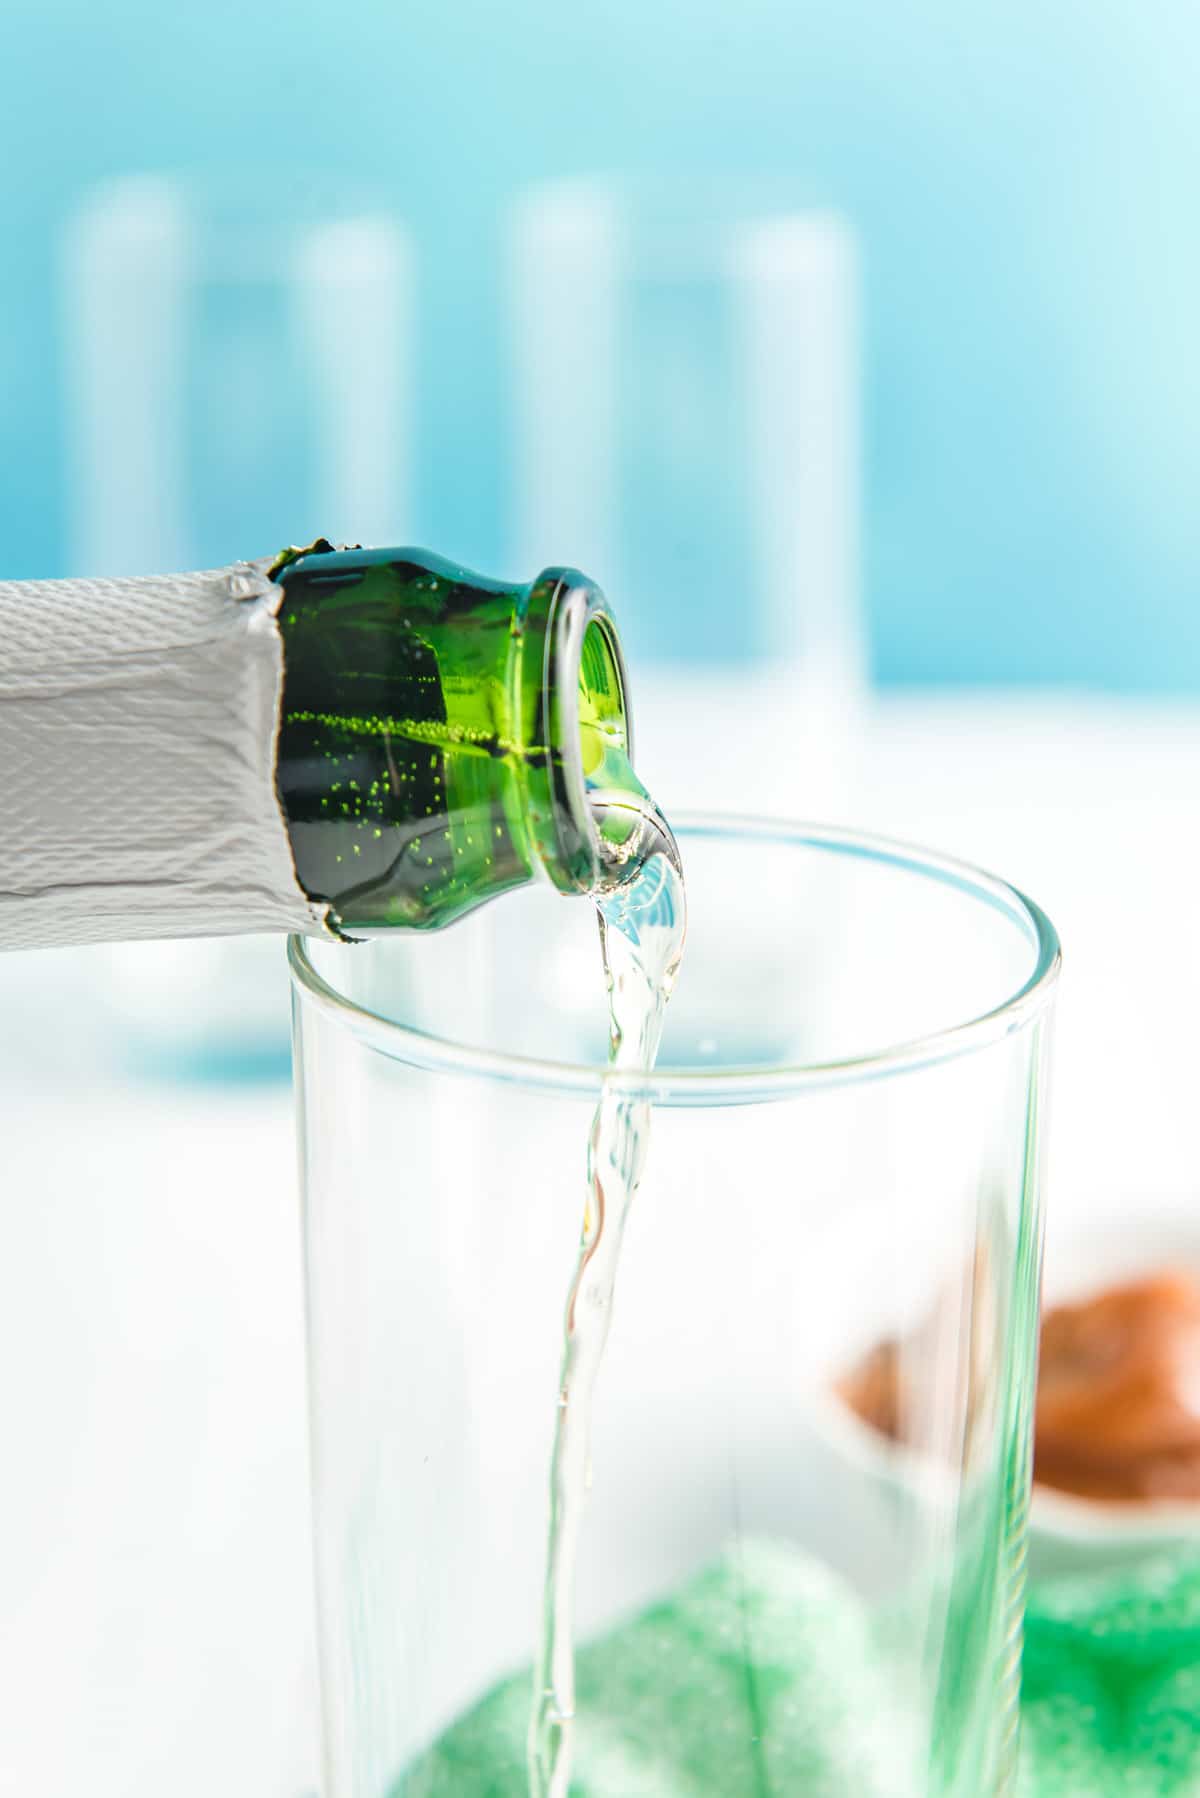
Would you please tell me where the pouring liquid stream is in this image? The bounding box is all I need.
[528,767,687,1798]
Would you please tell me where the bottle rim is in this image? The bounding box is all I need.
[288,813,1061,1105]
[516,568,635,897]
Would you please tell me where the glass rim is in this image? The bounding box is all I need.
[287,813,1061,1104]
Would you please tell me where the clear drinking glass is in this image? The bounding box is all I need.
[289,817,1059,1798]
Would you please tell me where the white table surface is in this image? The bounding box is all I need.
[2,692,1197,1797]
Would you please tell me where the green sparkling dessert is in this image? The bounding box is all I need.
[399,1541,916,1798]
[1019,1552,1200,1797]
[382,1541,1200,1797]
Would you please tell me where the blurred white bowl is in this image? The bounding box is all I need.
[811,1207,1200,1582]
[1031,1206,1200,1577]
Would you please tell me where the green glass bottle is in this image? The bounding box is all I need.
[273,540,649,937]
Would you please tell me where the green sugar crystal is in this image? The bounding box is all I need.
[402,1540,921,1797]
[1019,1552,1200,1798]
[392,1542,1200,1797]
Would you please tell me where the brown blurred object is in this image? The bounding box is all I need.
[839,1339,902,1442]
[1035,1272,1200,1502]
[835,1244,999,1476]
[839,1269,1200,1505]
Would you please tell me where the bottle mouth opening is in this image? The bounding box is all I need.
[528,572,638,895]
[577,613,646,862]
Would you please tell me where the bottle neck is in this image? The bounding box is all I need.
[273,544,642,934]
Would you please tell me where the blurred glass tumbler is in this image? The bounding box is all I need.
[62,172,413,574]
[56,173,413,1077]
[289,818,1059,1798]
[509,180,863,816]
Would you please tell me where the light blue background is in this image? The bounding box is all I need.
[2,0,1197,685]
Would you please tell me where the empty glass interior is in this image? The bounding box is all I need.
[307,818,1050,1081]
